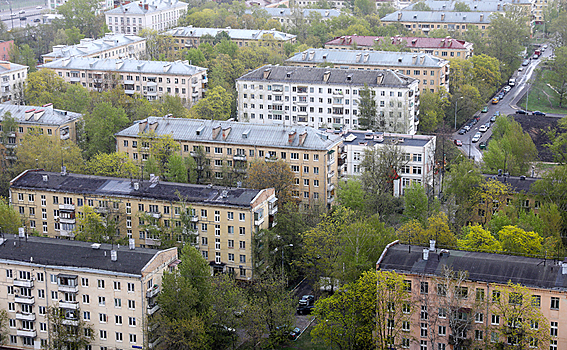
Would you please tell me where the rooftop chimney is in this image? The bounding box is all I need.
[129,238,135,250]
[423,248,429,261]
[429,239,436,251]
[111,250,117,262]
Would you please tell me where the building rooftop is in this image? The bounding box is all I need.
[404,0,531,12]
[325,35,472,50]
[253,7,342,18]
[378,242,567,291]
[286,48,448,68]
[41,57,206,76]
[115,116,343,151]
[105,0,187,15]
[342,130,435,148]
[166,27,296,42]
[0,104,82,126]
[42,34,145,60]
[238,65,416,88]
[0,61,27,75]
[381,10,494,24]
[482,174,539,194]
[0,235,167,276]
[11,170,269,209]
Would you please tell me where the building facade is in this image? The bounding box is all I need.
[251,8,342,26]
[342,131,436,194]
[0,61,28,104]
[380,11,494,36]
[0,40,14,61]
[236,65,420,134]
[165,27,296,56]
[40,57,207,104]
[42,34,147,64]
[10,169,275,280]
[325,35,474,60]
[105,0,188,35]
[378,241,567,350]
[0,236,177,350]
[115,116,343,208]
[286,49,450,93]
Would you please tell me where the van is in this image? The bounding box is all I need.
[509,78,516,86]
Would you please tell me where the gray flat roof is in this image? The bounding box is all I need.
[343,131,434,148]
[0,61,27,74]
[382,10,493,24]
[42,34,145,60]
[286,48,448,68]
[404,0,530,11]
[41,57,206,76]
[0,236,164,276]
[115,117,342,151]
[105,0,187,15]
[11,170,265,209]
[166,27,296,41]
[237,65,416,88]
[0,104,82,126]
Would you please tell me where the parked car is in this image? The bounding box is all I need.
[33,18,40,22]
[454,139,463,147]
[471,118,478,125]
[485,122,491,129]
[458,129,466,135]
[503,86,511,93]
[472,132,482,143]
[516,110,527,115]
[18,10,25,14]
[481,106,489,113]
[518,67,524,72]
[19,17,26,20]
[289,328,302,340]
[532,110,546,116]
[36,5,42,9]
[479,125,488,132]
[492,97,499,104]
[490,115,497,123]
[522,60,530,66]
[463,125,471,132]
[479,141,487,150]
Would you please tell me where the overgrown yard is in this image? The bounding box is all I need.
[513,114,558,162]
[518,69,567,115]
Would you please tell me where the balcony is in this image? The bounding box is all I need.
[62,319,79,326]
[147,284,160,298]
[124,78,135,84]
[147,304,160,315]
[145,238,160,246]
[59,301,79,310]
[235,167,247,173]
[190,215,199,223]
[17,329,36,338]
[16,312,36,321]
[233,154,247,161]
[94,206,109,214]
[146,90,157,96]
[59,204,75,211]
[1,80,9,87]
[327,157,336,166]
[125,88,135,94]
[327,183,335,192]
[327,196,335,204]
[254,216,265,226]
[13,279,33,288]
[58,285,79,293]
[146,211,161,219]
[70,76,80,82]
[148,336,162,349]
[14,296,34,305]
[59,217,75,224]
[192,91,200,98]
[59,230,75,238]
[328,170,335,178]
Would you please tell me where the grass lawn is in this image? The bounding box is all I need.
[518,69,567,115]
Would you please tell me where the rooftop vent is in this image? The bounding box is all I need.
[323,70,331,82]
[242,129,251,138]
[129,238,135,250]
[42,175,48,182]
[111,250,117,262]
[91,243,101,250]
[196,125,205,136]
[423,248,429,260]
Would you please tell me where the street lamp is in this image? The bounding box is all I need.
[454,96,464,130]
[274,244,293,280]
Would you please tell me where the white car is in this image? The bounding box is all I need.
[503,86,511,92]
[518,67,524,72]
[479,125,488,133]
[472,132,482,143]
[18,10,25,14]
[36,5,42,9]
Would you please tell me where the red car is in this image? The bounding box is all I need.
[454,139,463,147]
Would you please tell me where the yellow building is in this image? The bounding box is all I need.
[115,117,344,209]
[0,235,177,350]
[10,169,276,280]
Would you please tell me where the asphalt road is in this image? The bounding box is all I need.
[1,5,46,30]
[452,45,557,162]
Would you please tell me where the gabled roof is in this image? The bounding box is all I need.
[41,57,206,76]
[482,174,539,194]
[165,27,296,41]
[42,34,145,60]
[237,65,417,88]
[0,61,27,74]
[404,0,531,11]
[286,48,448,68]
[105,0,187,15]
[325,35,472,50]
[254,8,342,18]
[381,10,493,24]
[0,104,82,126]
[378,242,567,291]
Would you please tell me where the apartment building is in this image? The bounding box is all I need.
[0,40,13,61]
[342,131,436,195]
[42,34,147,64]
[115,116,343,208]
[286,49,450,93]
[236,65,420,134]
[378,241,567,350]
[165,27,297,56]
[40,57,207,104]
[288,0,349,9]
[380,11,494,36]
[0,61,28,104]
[403,0,532,13]
[10,169,275,280]
[325,35,474,60]
[250,8,342,27]
[105,0,188,34]
[0,235,177,350]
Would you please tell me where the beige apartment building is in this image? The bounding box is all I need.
[0,235,177,350]
[115,117,343,209]
[40,57,207,105]
[10,169,275,280]
[378,241,567,350]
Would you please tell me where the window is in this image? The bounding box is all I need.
[7,302,14,311]
[551,321,558,337]
[82,294,89,304]
[130,334,137,343]
[438,325,446,336]
[100,330,107,340]
[240,255,246,263]
[99,296,106,306]
[403,280,411,292]
[532,295,541,307]
[438,308,446,318]
[420,282,429,294]
[81,277,88,287]
[492,290,501,302]
[551,297,559,310]
[39,306,46,315]
[239,213,245,221]
[550,339,557,350]
[113,281,121,291]
[128,300,135,309]
[83,311,90,320]
[114,298,122,308]
[127,282,135,292]
[129,317,136,326]
[491,314,500,325]
[99,313,107,323]
[115,315,123,325]
[420,323,427,337]
[475,330,483,341]
[6,269,12,278]
[402,303,410,314]
[98,279,105,289]
[402,338,410,348]
[420,305,428,320]
[402,321,410,332]
[476,288,485,301]
[51,291,58,300]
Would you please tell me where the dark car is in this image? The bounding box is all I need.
[490,115,497,123]
[516,110,527,115]
[471,118,478,125]
[33,18,40,22]
[458,129,466,135]
[298,295,314,307]
[532,110,546,116]
[19,17,26,20]
[289,327,301,340]
[479,142,487,150]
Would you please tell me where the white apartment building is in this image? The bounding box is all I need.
[41,57,207,104]
[248,8,342,27]
[0,236,178,350]
[42,34,147,63]
[236,65,420,134]
[342,130,436,194]
[105,0,189,34]
[0,61,28,104]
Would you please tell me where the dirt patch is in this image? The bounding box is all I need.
[513,115,558,162]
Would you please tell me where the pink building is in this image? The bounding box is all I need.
[0,40,14,61]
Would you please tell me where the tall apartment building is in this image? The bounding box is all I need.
[40,57,207,104]
[105,0,188,34]
[286,49,450,93]
[341,131,436,195]
[249,8,342,27]
[403,0,532,12]
[325,35,474,60]
[380,11,494,36]
[236,65,420,134]
[10,169,275,280]
[0,235,177,350]
[115,116,343,208]
[42,34,147,64]
[378,241,567,350]
[165,27,297,56]
[0,61,28,104]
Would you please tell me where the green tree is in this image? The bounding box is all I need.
[245,159,294,205]
[470,54,502,100]
[182,48,206,67]
[0,309,7,345]
[418,89,449,132]
[0,198,22,235]
[403,182,428,224]
[24,69,68,106]
[412,2,432,10]
[81,102,129,158]
[56,0,104,38]
[354,0,375,16]
[487,212,513,235]
[74,205,126,245]
[47,306,94,350]
[15,132,85,174]
[165,153,191,183]
[458,225,502,252]
[85,152,138,178]
[336,179,366,214]
[445,157,483,225]
[357,84,377,130]
[451,84,483,128]
[156,95,189,117]
[189,85,232,120]
[10,44,37,72]
[499,225,543,255]
[549,46,567,107]
[453,2,471,11]
[55,83,92,113]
